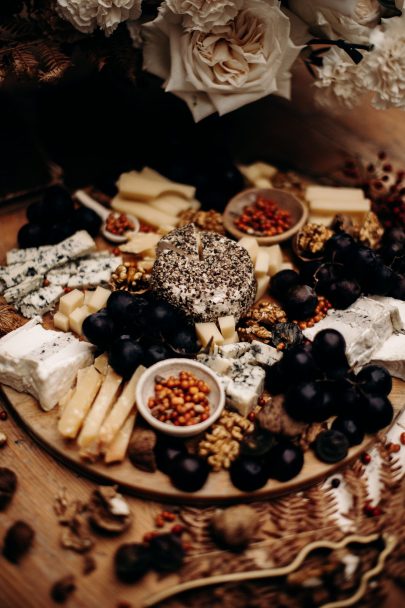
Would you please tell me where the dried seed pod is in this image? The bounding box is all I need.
[127,428,157,473]
[88,486,132,535]
[0,467,17,510]
[50,575,76,603]
[3,520,35,563]
[210,505,260,549]
[114,543,152,583]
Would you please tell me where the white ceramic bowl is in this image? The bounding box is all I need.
[136,359,225,438]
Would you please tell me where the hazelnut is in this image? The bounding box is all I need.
[50,575,76,603]
[0,467,17,511]
[3,520,35,563]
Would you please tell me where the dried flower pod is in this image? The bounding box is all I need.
[148,533,185,573]
[50,575,76,604]
[60,516,94,553]
[258,396,307,438]
[114,543,152,583]
[210,505,260,549]
[128,428,157,473]
[3,520,35,563]
[88,486,132,534]
[0,467,17,510]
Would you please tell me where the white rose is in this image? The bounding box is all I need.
[142,0,302,121]
[314,47,363,110]
[358,14,405,110]
[57,0,142,36]
[166,0,243,32]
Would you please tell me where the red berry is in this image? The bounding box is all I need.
[361,453,371,465]
[0,410,8,421]
[171,524,184,536]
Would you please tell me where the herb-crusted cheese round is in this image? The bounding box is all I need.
[150,225,256,322]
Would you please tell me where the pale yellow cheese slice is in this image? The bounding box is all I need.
[150,195,193,215]
[104,410,136,464]
[59,289,84,316]
[222,331,239,345]
[218,315,236,340]
[309,198,370,217]
[88,286,111,313]
[238,236,259,264]
[58,366,102,439]
[54,311,69,332]
[195,322,224,347]
[69,305,90,336]
[94,352,109,375]
[262,244,282,276]
[255,275,270,301]
[119,232,161,254]
[140,167,170,182]
[255,249,271,277]
[117,172,195,201]
[99,365,145,446]
[112,197,179,229]
[77,366,123,449]
[306,185,365,202]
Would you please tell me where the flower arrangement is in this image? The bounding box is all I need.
[0,0,404,120]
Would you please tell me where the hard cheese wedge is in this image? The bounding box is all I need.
[88,286,111,313]
[99,365,145,446]
[306,185,365,202]
[112,197,179,229]
[117,172,195,201]
[218,315,236,340]
[77,366,123,449]
[238,236,259,264]
[195,322,224,347]
[309,198,370,217]
[263,244,282,276]
[150,194,192,215]
[119,232,161,254]
[104,410,136,464]
[255,275,270,301]
[59,289,85,316]
[58,365,102,439]
[54,311,69,332]
[255,249,270,276]
[69,305,90,335]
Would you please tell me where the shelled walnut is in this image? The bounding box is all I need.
[238,323,273,344]
[198,411,254,471]
[178,209,225,234]
[359,212,384,249]
[110,262,151,293]
[297,223,334,256]
[245,301,287,325]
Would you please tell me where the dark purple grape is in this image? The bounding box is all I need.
[148,533,185,572]
[380,241,404,265]
[356,365,392,396]
[279,345,319,382]
[267,441,304,482]
[229,456,268,492]
[26,201,45,224]
[107,291,135,323]
[144,343,172,366]
[312,329,347,370]
[358,394,394,433]
[284,285,318,320]
[148,301,182,332]
[42,186,74,224]
[353,247,379,282]
[331,417,365,446]
[169,454,210,492]
[389,273,405,300]
[270,270,301,301]
[314,430,349,463]
[284,381,325,422]
[82,311,115,348]
[17,223,44,248]
[383,226,405,245]
[327,278,361,309]
[167,327,199,353]
[314,263,343,296]
[114,543,152,583]
[155,437,187,474]
[299,261,322,286]
[109,338,144,379]
[47,222,75,245]
[264,362,288,395]
[324,233,357,264]
[363,261,394,295]
[73,206,102,237]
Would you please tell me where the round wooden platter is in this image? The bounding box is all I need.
[1,381,403,505]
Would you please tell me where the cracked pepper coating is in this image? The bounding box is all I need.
[151,225,256,322]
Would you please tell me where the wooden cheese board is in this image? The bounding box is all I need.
[1,382,403,504]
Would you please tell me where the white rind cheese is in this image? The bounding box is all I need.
[0,319,94,411]
[371,333,405,380]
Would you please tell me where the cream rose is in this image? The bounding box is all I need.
[165,0,243,32]
[142,0,302,121]
[57,0,142,36]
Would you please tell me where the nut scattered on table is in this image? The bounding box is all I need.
[258,396,306,438]
[2,520,35,563]
[88,486,132,534]
[128,428,157,472]
[0,431,7,448]
[50,575,76,604]
[0,467,17,511]
[198,411,254,471]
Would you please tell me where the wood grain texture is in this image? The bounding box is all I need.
[2,383,403,505]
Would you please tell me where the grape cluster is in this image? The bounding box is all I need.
[18,186,101,248]
[270,269,318,320]
[299,227,405,309]
[266,329,394,463]
[83,291,199,379]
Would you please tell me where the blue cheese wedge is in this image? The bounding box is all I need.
[18,285,65,318]
[0,318,94,410]
[250,341,282,366]
[218,342,251,359]
[6,245,52,266]
[3,275,44,303]
[226,365,265,416]
[196,354,233,375]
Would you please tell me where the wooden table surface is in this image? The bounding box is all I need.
[1,86,405,607]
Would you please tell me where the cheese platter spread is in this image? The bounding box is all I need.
[1,164,405,502]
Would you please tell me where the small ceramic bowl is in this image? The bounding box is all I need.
[223,188,308,246]
[135,359,226,438]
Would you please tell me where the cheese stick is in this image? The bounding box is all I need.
[117,172,195,201]
[306,185,365,201]
[140,167,171,183]
[309,198,370,216]
[58,366,102,439]
[104,410,136,464]
[112,197,179,229]
[58,387,75,416]
[99,365,145,446]
[77,366,123,449]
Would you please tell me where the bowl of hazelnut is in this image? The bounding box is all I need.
[136,359,225,437]
[224,188,308,245]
